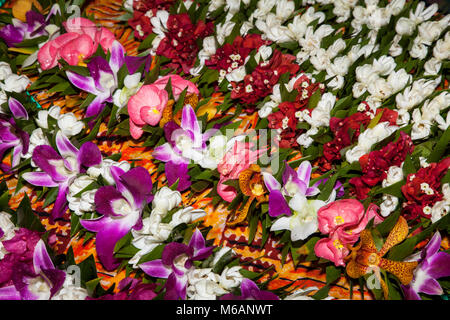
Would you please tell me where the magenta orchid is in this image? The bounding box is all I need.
[401,231,450,300]
[139,229,215,300]
[22,131,102,222]
[0,97,29,172]
[66,40,125,118]
[220,278,279,300]
[152,104,217,191]
[262,161,320,217]
[80,166,153,271]
[0,238,65,300]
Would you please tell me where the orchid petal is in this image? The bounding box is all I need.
[118,167,153,209]
[8,97,28,120]
[94,186,125,216]
[66,71,98,94]
[262,172,281,192]
[87,56,114,91]
[269,189,291,217]
[110,165,126,189]
[81,215,136,271]
[165,160,191,191]
[181,104,201,141]
[422,231,442,259]
[42,268,66,298]
[51,184,69,222]
[161,242,189,267]
[33,240,55,274]
[78,141,102,168]
[22,172,58,187]
[418,277,443,295]
[85,95,107,119]
[297,161,312,185]
[109,40,125,74]
[55,131,78,159]
[140,259,171,278]
[425,251,450,279]
[0,286,21,300]
[31,145,66,182]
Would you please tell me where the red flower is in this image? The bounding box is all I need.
[267,102,301,148]
[156,13,213,73]
[231,50,299,106]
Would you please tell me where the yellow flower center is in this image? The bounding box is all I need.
[333,239,344,250]
[251,183,265,196]
[334,215,345,225]
[77,54,87,67]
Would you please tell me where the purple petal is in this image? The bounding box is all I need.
[66,71,98,94]
[110,165,126,189]
[282,162,307,194]
[401,285,421,300]
[22,172,58,187]
[11,145,23,168]
[0,25,24,46]
[33,240,55,274]
[269,189,291,217]
[78,141,102,168]
[81,216,135,271]
[152,143,179,162]
[163,121,181,146]
[85,95,107,119]
[42,268,66,298]
[88,56,114,91]
[240,278,260,298]
[0,227,3,238]
[0,285,21,300]
[165,160,191,191]
[188,229,205,252]
[51,184,68,222]
[8,97,28,120]
[140,259,171,278]
[118,167,153,209]
[165,272,187,300]
[305,186,320,197]
[161,242,189,267]
[422,231,442,260]
[297,161,312,185]
[418,277,443,296]
[125,55,151,75]
[262,172,281,192]
[425,251,450,279]
[109,40,125,74]
[94,186,125,216]
[32,145,66,182]
[181,104,201,141]
[56,131,78,159]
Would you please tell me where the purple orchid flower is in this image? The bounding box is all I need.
[262,161,320,217]
[0,239,65,300]
[66,40,125,118]
[22,131,101,222]
[0,5,61,47]
[220,279,279,300]
[152,104,217,191]
[80,166,153,271]
[401,231,450,300]
[0,97,29,171]
[140,229,215,300]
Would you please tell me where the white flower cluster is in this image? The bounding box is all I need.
[129,187,206,267]
[0,61,30,106]
[186,247,244,300]
[379,165,404,217]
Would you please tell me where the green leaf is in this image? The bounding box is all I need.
[137,244,165,264]
[43,187,59,208]
[326,266,341,285]
[78,255,98,285]
[312,285,330,300]
[14,194,45,232]
[427,127,450,163]
[307,89,322,109]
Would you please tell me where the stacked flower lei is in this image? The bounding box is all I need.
[0,0,448,300]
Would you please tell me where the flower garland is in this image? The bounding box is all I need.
[0,0,448,300]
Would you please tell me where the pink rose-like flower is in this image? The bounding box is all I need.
[153,74,199,100]
[127,84,169,139]
[217,141,264,202]
[314,199,383,266]
[38,17,115,70]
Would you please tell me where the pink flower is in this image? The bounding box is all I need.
[315,199,383,266]
[127,84,169,139]
[217,141,263,202]
[38,17,115,70]
[153,74,199,100]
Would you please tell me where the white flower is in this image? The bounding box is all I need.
[435,112,450,131]
[372,56,396,76]
[431,184,450,223]
[424,58,442,76]
[51,273,89,300]
[0,211,16,259]
[304,92,336,128]
[0,62,12,81]
[152,186,182,216]
[67,175,97,215]
[87,159,131,185]
[380,194,399,217]
[433,32,450,61]
[57,113,84,137]
[219,266,243,290]
[367,78,393,101]
[169,207,206,228]
[410,40,428,59]
[395,17,415,36]
[275,0,295,22]
[382,166,404,187]
[23,128,50,164]
[212,247,234,266]
[271,194,326,241]
[418,20,444,43]
[387,69,411,93]
[346,122,398,163]
[225,65,246,83]
[216,21,235,45]
[123,0,134,11]
[411,109,431,140]
[186,269,228,300]
[1,74,30,93]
